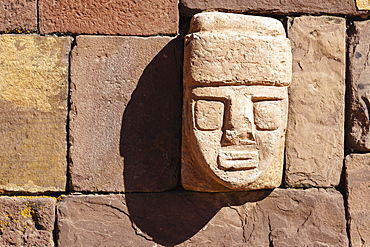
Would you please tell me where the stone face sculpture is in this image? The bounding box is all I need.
[182,12,292,191]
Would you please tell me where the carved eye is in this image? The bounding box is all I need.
[195,100,224,131]
[253,101,282,130]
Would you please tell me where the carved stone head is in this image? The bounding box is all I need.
[182,12,292,192]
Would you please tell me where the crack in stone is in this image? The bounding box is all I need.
[242,204,257,244]
[81,200,155,243]
[356,226,366,246]
[181,194,211,223]
[297,209,312,233]
[103,201,155,243]
[228,205,246,242]
[267,215,274,247]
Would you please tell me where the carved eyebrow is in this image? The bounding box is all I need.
[192,95,229,101]
[251,96,283,102]
[191,89,231,99]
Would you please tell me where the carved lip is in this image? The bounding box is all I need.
[217,149,258,171]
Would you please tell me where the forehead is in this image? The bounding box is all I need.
[191,86,288,100]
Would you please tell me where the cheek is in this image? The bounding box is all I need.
[255,131,284,168]
[193,130,223,148]
[192,129,223,167]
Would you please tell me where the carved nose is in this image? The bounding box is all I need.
[221,112,256,146]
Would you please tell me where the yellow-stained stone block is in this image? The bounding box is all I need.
[356,0,370,10]
[0,35,71,193]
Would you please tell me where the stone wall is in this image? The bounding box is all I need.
[0,0,369,246]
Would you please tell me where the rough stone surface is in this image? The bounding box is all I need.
[345,154,370,247]
[347,20,370,151]
[57,189,347,246]
[180,0,364,17]
[356,0,370,10]
[70,36,182,192]
[39,0,178,35]
[242,189,348,246]
[285,16,346,188]
[182,13,291,192]
[0,0,37,31]
[0,35,71,192]
[57,194,148,247]
[184,13,292,86]
[0,197,55,246]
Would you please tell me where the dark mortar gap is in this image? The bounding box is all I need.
[346,14,370,22]
[179,16,191,37]
[179,9,360,19]
[53,212,59,247]
[345,19,354,156]
[0,189,188,198]
[0,29,38,34]
[44,32,179,38]
[337,159,351,246]
[282,16,289,34]
[66,35,78,193]
[0,191,65,197]
[280,148,288,188]
[341,19,353,246]
[36,0,40,33]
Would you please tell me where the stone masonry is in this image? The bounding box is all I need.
[345,154,370,246]
[347,19,370,151]
[179,0,366,17]
[39,0,179,35]
[69,35,182,192]
[57,189,347,246]
[285,16,346,188]
[0,0,37,32]
[0,197,55,246]
[0,35,71,193]
[0,0,369,246]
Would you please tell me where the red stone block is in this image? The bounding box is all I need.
[56,189,348,246]
[347,20,370,151]
[39,0,178,35]
[69,36,183,192]
[0,0,37,31]
[0,197,55,246]
[180,0,368,17]
[345,154,370,247]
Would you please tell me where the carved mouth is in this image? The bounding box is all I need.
[217,150,258,171]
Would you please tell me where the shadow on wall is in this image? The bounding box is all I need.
[120,38,183,192]
[119,37,272,245]
[125,189,272,245]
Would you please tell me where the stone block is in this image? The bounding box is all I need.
[285,16,346,187]
[179,0,363,17]
[182,13,292,192]
[70,36,182,192]
[0,35,71,192]
[345,154,370,247]
[356,0,370,10]
[347,20,370,151]
[0,0,37,31]
[56,194,148,247]
[242,189,348,246]
[39,0,178,35]
[0,197,55,246]
[56,189,347,246]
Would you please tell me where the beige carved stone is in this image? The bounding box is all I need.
[182,12,292,192]
[355,0,370,10]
